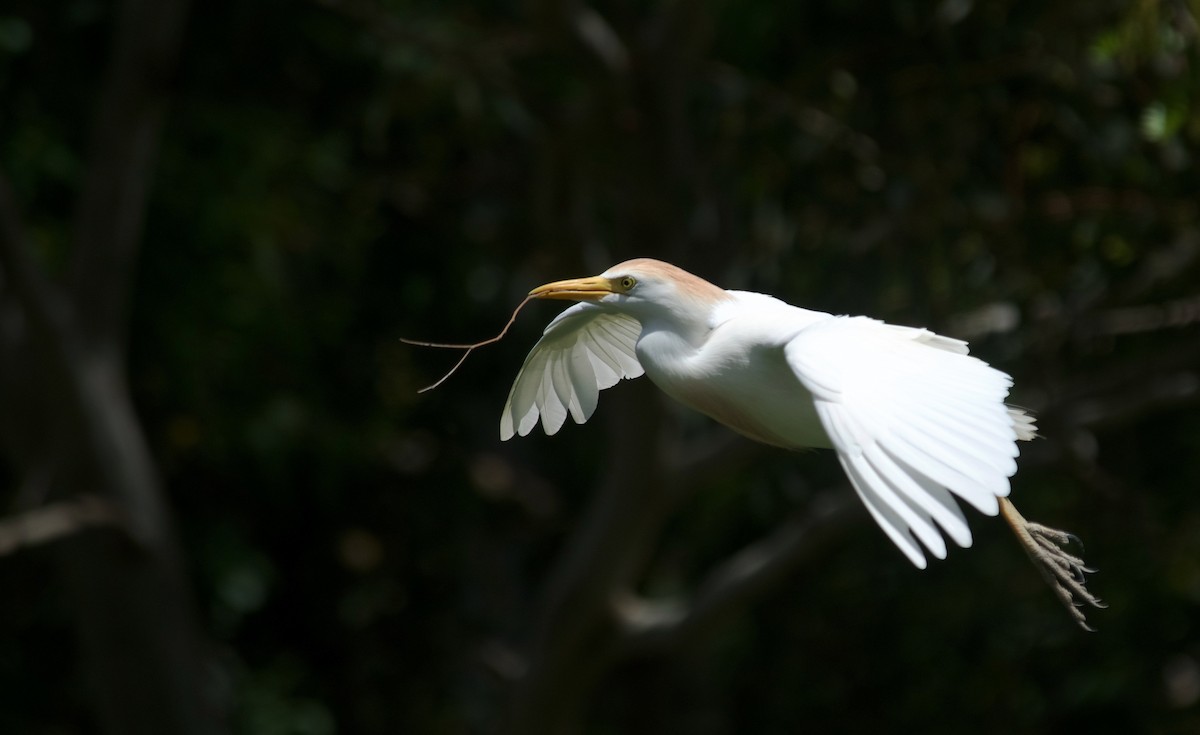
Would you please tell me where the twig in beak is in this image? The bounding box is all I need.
[401,295,534,393]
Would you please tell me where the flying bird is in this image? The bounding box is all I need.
[500,258,1102,628]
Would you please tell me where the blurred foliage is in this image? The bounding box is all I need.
[2,0,1200,733]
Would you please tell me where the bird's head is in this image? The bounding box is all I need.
[528,258,729,325]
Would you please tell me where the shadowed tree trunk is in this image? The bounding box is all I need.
[0,1,227,733]
[501,5,862,732]
[505,382,669,733]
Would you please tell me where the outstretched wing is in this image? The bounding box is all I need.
[784,317,1025,569]
[501,303,644,440]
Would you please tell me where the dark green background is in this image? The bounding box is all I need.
[2,0,1199,732]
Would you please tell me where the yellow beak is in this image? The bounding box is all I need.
[529,275,614,301]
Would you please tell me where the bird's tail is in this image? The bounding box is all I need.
[1008,406,1039,442]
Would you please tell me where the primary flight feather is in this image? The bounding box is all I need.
[499,258,1102,627]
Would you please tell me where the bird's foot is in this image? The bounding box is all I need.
[998,498,1105,631]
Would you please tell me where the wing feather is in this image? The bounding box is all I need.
[591,321,643,376]
[785,316,1025,566]
[567,346,600,420]
[582,343,619,388]
[901,407,1017,476]
[839,453,931,568]
[548,353,577,427]
[501,304,644,440]
[844,451,947,565]
[865,443,971,547]
[536,360,566,435]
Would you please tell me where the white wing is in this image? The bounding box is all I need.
[501,303,644,440]
[784,317,1022,569]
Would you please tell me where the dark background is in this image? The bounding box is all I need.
[2,0,1199,733]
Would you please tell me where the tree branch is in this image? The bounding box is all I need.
[3,3,222,732]
[313,0,533,88]
[668,430,767,496]
[1,171,169,548]
[1043,340,1200,407]
[1080,294,1200,337]
[506,382,672,734]
[0,495,122,556]
[0,173,75,356]
[67,0,190,364]
[615,492,860,657]
[1063,370,1200,432]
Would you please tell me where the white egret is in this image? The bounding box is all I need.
[500,258,1101,628]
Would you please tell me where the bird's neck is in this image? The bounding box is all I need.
[638,304,718,350]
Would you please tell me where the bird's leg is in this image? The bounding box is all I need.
[998,497,1105,631]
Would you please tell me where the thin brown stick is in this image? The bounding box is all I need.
[401,295,534,393]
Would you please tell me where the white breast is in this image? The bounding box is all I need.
[635,295,833,449]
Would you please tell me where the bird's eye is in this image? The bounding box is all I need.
[619,276,637,291]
